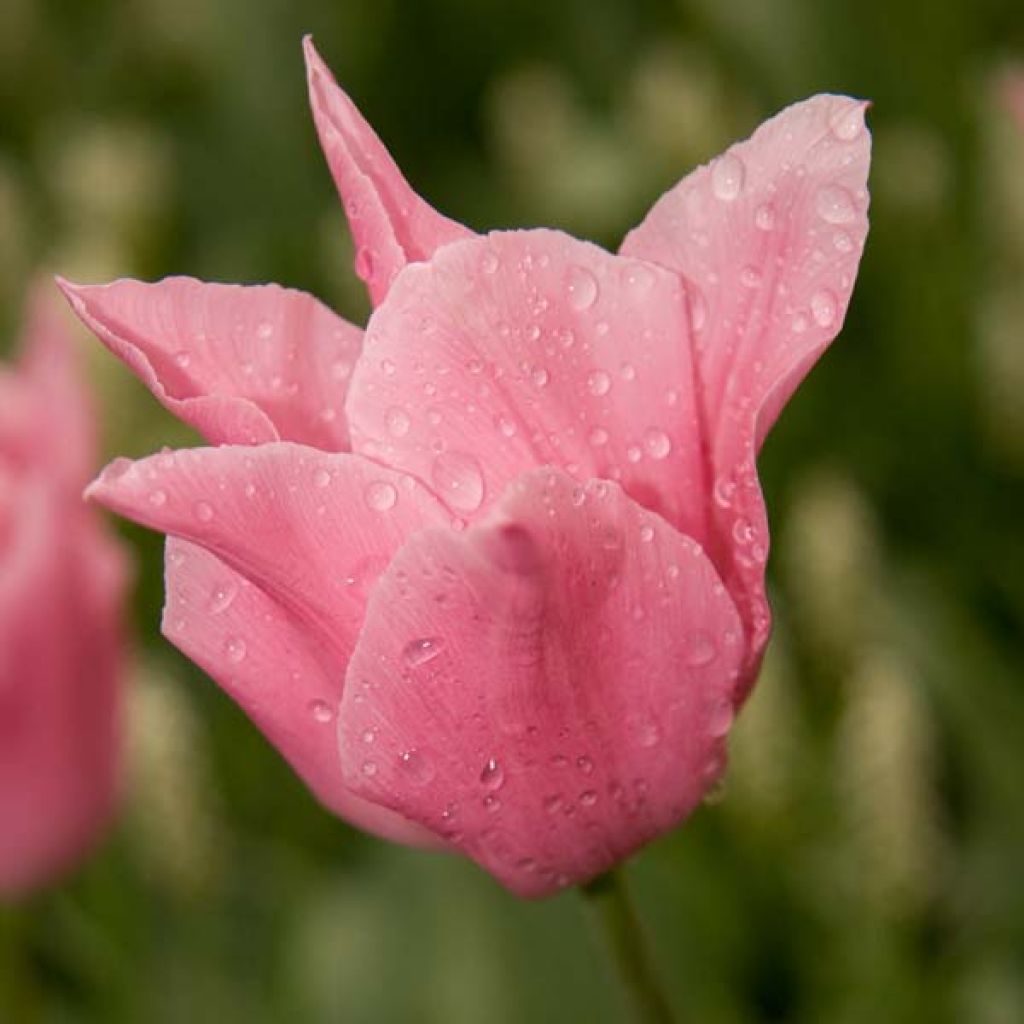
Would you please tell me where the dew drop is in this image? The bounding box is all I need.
[149,488,167,507]
[708,698,734,737]
[532,366,549,388]
[639,524,655,543]
[224,636,247,663]
[587,370,611,397]
[710,152,745,201]
[193,500,214,522]
[256,320,274,340]
[399,749,435,785]
[816,184,856,225]
[173,350,191,368]
[566,266,599,311]
[208,579,239,615]
[631,717,662,749]
[740,265,762,288]
[309,699,334,724]
[431,451,485,512]
[833,231,854,253]
[644,428,672,460]
[361,760,378,778]
[543,794,563,814]
[589,426,609,447]
[810,289,837,327]
[354,247,375,281]
[576,755,594,775]
[483,795,502,813]
[364,480,398,511]
[830,101,865,141]
[313,468,331,488]
[480,758,505,791]
[754,203,776,231]
[684,630,717,667]
[625,265,655,291]
[403,636,444,667]
[481,250,499,274]
[386,407,411,437]
[580,790,598,807]
[688,286,707,333]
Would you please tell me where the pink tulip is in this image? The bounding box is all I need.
[62,39,871,897]
[0,284,127,899]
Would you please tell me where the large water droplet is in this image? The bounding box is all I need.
[710,152,745,201]
[398,749,435,785]
[816,184,856,225]
[364,480,398,511]
[431,451,485,512]
[480,758,505,791]
[566,266,599,311]
[644,428,672,460]
[403,636,444,668]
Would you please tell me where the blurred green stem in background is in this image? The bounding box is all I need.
[0,904,41,1023]
[581,869,675,1024]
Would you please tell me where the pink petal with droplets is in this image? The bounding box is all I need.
[346,229,708,544]
[58,276,363,451]
[303,37,473,306]
[337,468,743,897]
[621,94,871,688]
[162,538,439,848]
[86,443,448,665]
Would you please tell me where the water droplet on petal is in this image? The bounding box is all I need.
[754,203,776,231]
[313,468,332,488]
[224,636,247,663]
[830,101,865,141]
[543,794,563,814]
[480,758,505,791]
[688,286,707,333]
[173,350,191,368]
[481,250,499,274]
[209,579,239,615]
[810,289,837,327]
[576,755,594,775]
[816,184,856,225]
[193,501,214,522]
[566,266,599,311]
[354,247,375,281]
[684,631,717,667]
[580,790,598,807]
[431,451,485,512]
[708,698,734,737]
[403,636,444,667]
[644,429,671,460]
[625,265,655,291]
[483,794,502,813]
[361,760,378,778]
[398,749,435,785]
[833,231,854,253]
[711,152,745,201]
[587,370,611,396]
[309,699,334,724]
[589,427,609,447]
[364,480,398,511]
[149,489,167,507]
[386,407,411,437]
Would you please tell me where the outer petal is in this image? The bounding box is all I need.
[0,479,125,896]
[162,538,439,847]
[346,229,709,546]
[86,443,449,665]
[58,276,363,451]
[337,468,744,898]
[303,37,473,306]
[621,95,871,683]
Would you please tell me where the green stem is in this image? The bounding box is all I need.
[0,902,41,1024]
[581,869,676,1024]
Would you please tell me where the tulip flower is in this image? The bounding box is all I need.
[0,284,127,899]
[61,39,870,900]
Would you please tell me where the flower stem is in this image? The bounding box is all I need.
[0,903,41,1023]
[581,869,676,1024]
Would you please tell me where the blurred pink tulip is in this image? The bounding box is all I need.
[63,39,870,896]
[0,284,127,899]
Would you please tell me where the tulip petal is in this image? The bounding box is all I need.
[59,276,362,451]
[337,468,744,897]
[346,229,709,545]
[0,481,124,895]
[162,538,439,848]
[621,94,871,684]
[86,443,449,664]
[303,37,473,306]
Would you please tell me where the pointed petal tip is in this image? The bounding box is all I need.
[84,458,135,504]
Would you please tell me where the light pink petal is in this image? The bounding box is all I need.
[337,468,744,898]
[346,229,709,545]
[86,443,448,665]
[162,538,438,848]
[58,276,363,451]
[303,37,473,306]
[0,480,125,896]
[621,95,871,684]
[0,281,95,485]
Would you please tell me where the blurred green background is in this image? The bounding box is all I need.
[2,0,1024,1021]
